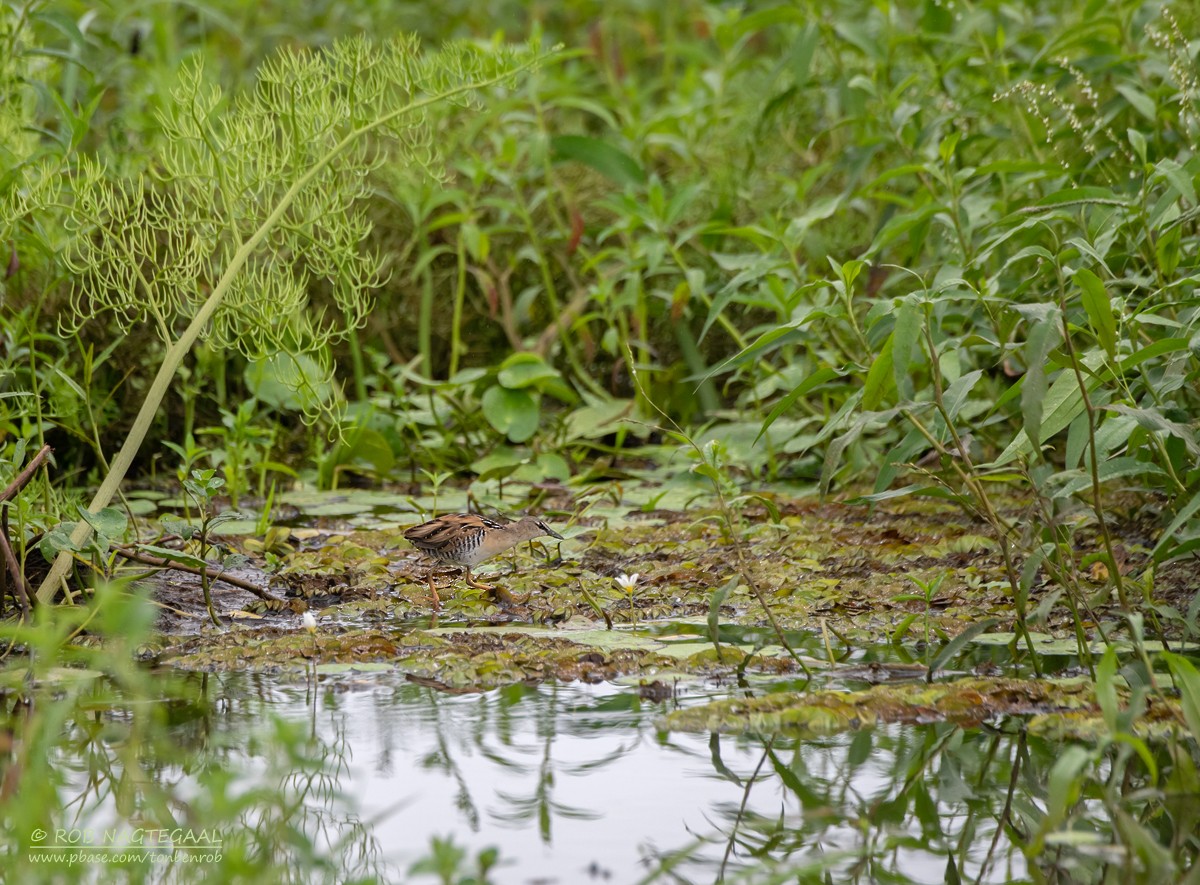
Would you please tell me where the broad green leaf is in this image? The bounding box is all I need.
[862,333,895,410]
[786,22,819,85]
[563,397,638,441]
[1092,413,1136,460]
[77,506,128,540]
[866,204,943,257]
[1056,457,1165,496]
[1152,489,1200,563]
[1033,186,1126,208]
[1043,745,1093,835]
[551,135,645,187]
[1120,338,1189,371]
[460,221,489,262]
[1164,653,1200,740]
[938,131,961,164]
[731,4,807,34]
[137,545,210,571]
[1107,404,1200,456]
[994,352,1103,465]
[1117,84,1156,121]
[1156,157,1195,202]
[942,370,983,421]
[497,352,560,389]
[755,366,844,444]
[39,523,85,556]
[160,517,198,540]
[891,297,922,399]
[928,618,998,680]
[471,448,525,478]
[336,428,395,474]
[481,386,539,443]
[532,452,571,483]
[1021,310,1061,455]
[1127,128,1147,163]
[1074,269,1117,359]
[1096,646,1118,729]
[1155,224,1181,277]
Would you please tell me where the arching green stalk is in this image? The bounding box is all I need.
[35,41,556,604]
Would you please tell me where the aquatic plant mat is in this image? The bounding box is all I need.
[31,481,1198,882]
[131,477,1195,710]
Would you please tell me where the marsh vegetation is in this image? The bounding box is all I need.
[2,0,1199,882]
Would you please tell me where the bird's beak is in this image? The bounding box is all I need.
[547,528,564,540]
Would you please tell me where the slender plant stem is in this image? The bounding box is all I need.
[1051,281,1129,609]
[35,51,555,604]
[718,738,772,882]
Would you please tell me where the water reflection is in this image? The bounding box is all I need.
[5,668,1049,883]
[225,676,1042,881]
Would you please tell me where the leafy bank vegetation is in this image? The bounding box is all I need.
[1,0,1199,882]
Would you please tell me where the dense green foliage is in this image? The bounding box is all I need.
[3,0,1197,523]
[2,0,1200,880]
[5,0,1200,626]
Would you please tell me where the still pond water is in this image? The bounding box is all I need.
[54,658,1038,884]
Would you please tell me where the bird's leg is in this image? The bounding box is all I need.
[463,568,493,592]
[425,569,441,611]
[465,568,528,605]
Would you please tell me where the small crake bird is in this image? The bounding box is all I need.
[403,513,564,608]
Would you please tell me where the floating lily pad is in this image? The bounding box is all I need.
[970,632,1200,656]
[657,641,723,659]
[123,498,160,516]
[316,662,396,674]
[300,502,372,518]
[279,489,413,509]
[211,518,260,536]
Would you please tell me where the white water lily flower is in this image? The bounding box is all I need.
[615,573,640,593]
[302,611,318,634]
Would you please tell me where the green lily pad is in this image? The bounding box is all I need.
[301,502,371,518]
[125,489,169,500]
[316,662,396,674]
[970,632,1200,656]
[123,498,160,516]
[657,641,723,659]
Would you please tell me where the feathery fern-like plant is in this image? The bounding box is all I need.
[4,35,553,604]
